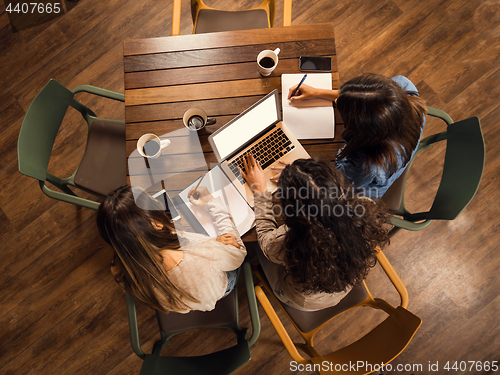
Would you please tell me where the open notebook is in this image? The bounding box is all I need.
[175,166,255,238]
[282,73,335,139]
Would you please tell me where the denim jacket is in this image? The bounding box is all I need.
[335,76,426,199]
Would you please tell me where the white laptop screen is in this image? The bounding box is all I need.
[211,92,279,161]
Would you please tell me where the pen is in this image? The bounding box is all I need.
[289,74,308,98]
[189,172,207,199]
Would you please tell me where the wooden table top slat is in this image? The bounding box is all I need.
[125,55,338,90]
[126,77,283,106]
[124,39,336,73]
[125,92,342,124]
[126,95,270,123]
[123,23,335,56]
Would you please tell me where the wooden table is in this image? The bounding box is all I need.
[124,23,343,241]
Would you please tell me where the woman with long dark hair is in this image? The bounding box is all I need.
[96,185,246,313]
[243,155,390,311]
[286,74,426,199]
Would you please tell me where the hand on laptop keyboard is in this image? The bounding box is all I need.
[228,127,295,184]
[240,154,267,193]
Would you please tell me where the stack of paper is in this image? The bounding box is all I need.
[282,73,335,139]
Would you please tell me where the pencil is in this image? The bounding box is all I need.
[189,172,207,199]
[289,74,308,98]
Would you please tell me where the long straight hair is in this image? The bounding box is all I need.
[337,74,427,176]
[96,186,197,312]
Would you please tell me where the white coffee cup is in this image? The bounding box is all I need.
[183,108,216,131]
[137,133,171,159]
[257,48,280,76]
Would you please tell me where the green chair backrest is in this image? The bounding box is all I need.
[17,79,92,182]
[407,117,485,222]
[125,262,260,375]
[429,116,485,219]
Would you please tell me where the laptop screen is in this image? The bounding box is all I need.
[211,91,280,161]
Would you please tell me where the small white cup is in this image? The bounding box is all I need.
[137,133,171,159]
[183,108,216,131]
[257,48,280,76]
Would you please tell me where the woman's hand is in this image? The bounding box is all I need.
[241,154,267,193]
[288,84,339,102]
[270,160,289,182]
[188,185,214,207]
[216,233,239,248]
[288,83,319,101]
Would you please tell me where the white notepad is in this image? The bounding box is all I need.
[282,73,335,139]
[177,166,255,238]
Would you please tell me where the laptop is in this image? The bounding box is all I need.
[208,89,310,207]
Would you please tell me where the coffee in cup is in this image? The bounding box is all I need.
[183,108,216,131]
[142,140,161,157]
[137,133,171,159]
[187,115,205,131]
[257,48,280,76]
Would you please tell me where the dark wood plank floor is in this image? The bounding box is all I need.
[1,0,499,374]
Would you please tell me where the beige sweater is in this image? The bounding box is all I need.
[254,191,350,311]
[166,197,246,313]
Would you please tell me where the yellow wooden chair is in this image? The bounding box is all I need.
[172,0,292,35]
[253,247,422,374]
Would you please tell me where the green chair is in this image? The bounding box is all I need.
[17,79,127,210]
[382,107,485,234]
[126,262,261,375]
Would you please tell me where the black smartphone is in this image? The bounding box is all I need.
[152,190,181,221]
[299,56,332,72]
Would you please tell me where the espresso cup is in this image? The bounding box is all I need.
[257,48,280,76]
[183,108,216,131]
[137,133,171,159]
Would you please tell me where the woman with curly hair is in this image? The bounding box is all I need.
[286,74,426,199]
[96,185,246,313]
[243,155,390,311]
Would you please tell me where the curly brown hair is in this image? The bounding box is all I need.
[276,159,391,294]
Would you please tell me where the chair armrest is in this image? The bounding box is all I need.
[242,262,261,346]
[126,293,147,359]
[255,285,309,365]
[71,85,125,102]
[427,106,453,126]
[39,181,100,210]
[283,0,292,26]
[374,248,409,309]
[390,216,433,231]
[172,0,181,36]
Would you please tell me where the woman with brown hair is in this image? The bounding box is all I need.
[243,155,390,311]
[287,74,426,199]
[96,185,246,313]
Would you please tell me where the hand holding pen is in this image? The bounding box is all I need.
[188,172,206,199]
[188,172,214,207]
[287,83,319,101]
[288,74,307,99]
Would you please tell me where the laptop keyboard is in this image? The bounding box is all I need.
[228,128,295,184]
